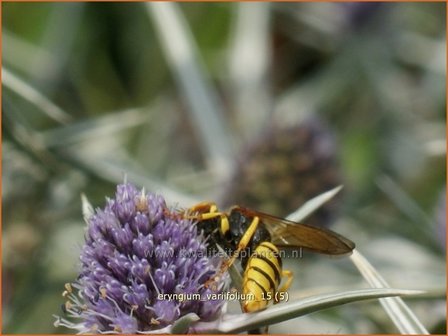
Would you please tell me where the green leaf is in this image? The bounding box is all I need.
[171,313,200,334]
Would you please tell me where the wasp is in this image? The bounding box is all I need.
[172,202,355,313]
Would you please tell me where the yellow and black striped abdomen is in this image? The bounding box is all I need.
[242,242,282,312]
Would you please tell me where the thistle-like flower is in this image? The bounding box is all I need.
[223,118,342,227]
[55,182,226,333]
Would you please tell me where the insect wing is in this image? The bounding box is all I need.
[235,207,355,255]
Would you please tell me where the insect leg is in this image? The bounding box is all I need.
[188,201,219,214]
[181,202,231,238]
[212,216,260,280]
[277,270,293,293]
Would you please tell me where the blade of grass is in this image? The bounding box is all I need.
[63,149,199,207]
[33,2,84,93]
[2,98,66,171]
[228,2,272,140]
[146,2,234,179]
[350,249,429,334]
[40,107,148,148]
[4,87,197,206]
[376,175,434,232]
[286,185,343,223]
[3,30,54,77]
[376,175,441,253]
[191,288,422,333]
[2,68,73,124]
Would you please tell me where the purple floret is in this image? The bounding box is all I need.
[55,182,226,333]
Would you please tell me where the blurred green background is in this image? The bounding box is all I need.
[2,2,446,334]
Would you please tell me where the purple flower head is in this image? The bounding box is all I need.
[55,182,227,333]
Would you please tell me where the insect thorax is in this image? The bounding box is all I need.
[228,209,272,265]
